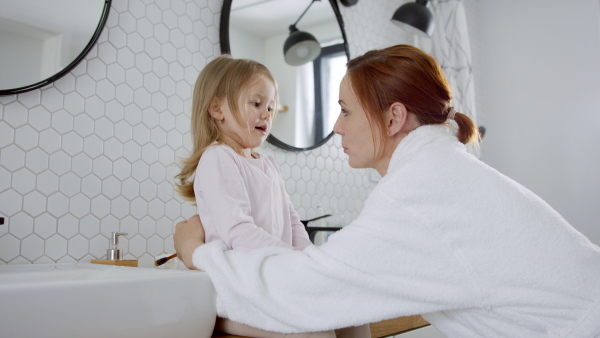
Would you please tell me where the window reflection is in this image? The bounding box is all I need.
[322,46,347,139]
[305,43,346,145]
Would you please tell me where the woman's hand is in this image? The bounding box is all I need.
[174,214,205,270]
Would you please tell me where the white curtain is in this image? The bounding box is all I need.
[416,0,476,123]
[295,62,315,147]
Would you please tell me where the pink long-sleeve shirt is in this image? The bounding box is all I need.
[194,144,312,251]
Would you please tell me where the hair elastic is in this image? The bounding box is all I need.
[446,106,457,120]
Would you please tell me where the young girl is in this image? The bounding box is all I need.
[176,55,366,338]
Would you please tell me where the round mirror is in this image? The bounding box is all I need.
[0,0,111,95]
[221,0,349,151]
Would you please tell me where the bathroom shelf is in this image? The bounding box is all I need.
[212,315,429,338]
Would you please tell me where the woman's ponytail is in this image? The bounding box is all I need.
[453,112,481,145]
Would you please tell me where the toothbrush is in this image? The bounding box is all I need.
[154,253,177,266]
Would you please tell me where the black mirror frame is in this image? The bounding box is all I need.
[219,0,350,151]
[0,0,112,96]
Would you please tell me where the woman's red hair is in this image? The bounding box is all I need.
[346,44,480,154]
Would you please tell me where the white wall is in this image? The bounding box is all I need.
[0,25,45,88]
[230,26,265,62]
[0,0,376,266]
[471,0,600,245]
[2,0,597,268]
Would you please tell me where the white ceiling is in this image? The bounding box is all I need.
[230,0,336,38]
[0,0,104,35]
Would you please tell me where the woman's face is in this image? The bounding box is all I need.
[333,75,378,169]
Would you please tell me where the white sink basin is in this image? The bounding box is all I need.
[0,263,216,338]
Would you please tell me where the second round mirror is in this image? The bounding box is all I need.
[221,0,349,151]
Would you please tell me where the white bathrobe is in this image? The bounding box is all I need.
[193,124,600,337]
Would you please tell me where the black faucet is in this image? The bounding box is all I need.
[300,214,342,243]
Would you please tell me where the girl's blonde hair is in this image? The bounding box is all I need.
[175,55,278,202]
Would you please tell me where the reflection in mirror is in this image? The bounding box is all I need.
[0,0,110,95]
[224,0,349,150]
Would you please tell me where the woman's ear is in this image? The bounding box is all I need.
[387,102,408,136]
[208,97,224,121]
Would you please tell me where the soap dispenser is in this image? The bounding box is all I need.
[91,232,138,267]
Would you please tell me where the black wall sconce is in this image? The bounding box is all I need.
[283,0,322,66]
[391,0,434,38]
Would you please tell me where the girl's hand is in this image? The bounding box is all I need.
[174,214,205,270]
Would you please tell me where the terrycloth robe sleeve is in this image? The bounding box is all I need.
[192,186,482,333]
[193,125,600,336]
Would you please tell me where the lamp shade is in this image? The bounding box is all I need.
[283,26,321,66]
[391,0,434,38]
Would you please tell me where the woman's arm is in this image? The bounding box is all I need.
[188,190,478,333]
[173,215,204,270]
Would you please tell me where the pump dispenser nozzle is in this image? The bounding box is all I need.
[107,232,127,260]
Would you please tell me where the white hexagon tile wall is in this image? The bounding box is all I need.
[0,0,383,267]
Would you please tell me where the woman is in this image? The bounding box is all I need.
[175,45,600,337]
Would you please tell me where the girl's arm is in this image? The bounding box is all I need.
[287,197,312,249]
[268,156,312,250]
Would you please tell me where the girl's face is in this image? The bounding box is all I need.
[216,73,276,155]
[334,75,378,169]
